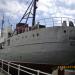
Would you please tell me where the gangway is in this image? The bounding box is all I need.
[0,59,51,75]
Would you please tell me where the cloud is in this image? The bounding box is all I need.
[36,0,75,19]
[0,0,27,19]
[0,0,29,27]
[37,0,56,15]
[0,0,75,27]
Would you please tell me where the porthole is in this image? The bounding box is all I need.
[64,30,66,33]
[37,33,39,37]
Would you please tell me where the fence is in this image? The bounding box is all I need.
[36,17,75,27]
[0,59,51,75]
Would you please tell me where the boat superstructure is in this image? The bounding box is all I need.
[0,0,75,65]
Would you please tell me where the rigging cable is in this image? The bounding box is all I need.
[19,0,33,23]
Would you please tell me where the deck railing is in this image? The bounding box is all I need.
[0,59,51,75]
[36,17,75,27]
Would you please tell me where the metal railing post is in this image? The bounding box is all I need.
[52,17,54,27]
[8,62,10,75]
[68,18,69,26]
[37,70,40,75]
[18,65,20,75]
[61,17,62,25]
[0,59,51,75]
[2,60,3,70]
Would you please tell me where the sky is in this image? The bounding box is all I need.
[0,0,75,29]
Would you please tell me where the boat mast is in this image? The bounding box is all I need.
[19,0,38,27]
[32,0,38,26]
[1,15,4,37]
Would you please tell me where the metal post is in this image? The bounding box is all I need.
[37,70,40,75]
[68,18,69,26]
[32,0,38,26]
[61,17,62,25]
[8,62,10,75]
[2,60,3,70]
[18,65,20,75]
[52,17,54,27]
[1,14,5,37]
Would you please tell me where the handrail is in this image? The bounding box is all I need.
[20,65,37,72]
[0,59,51,75]
[36,17,75,27]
